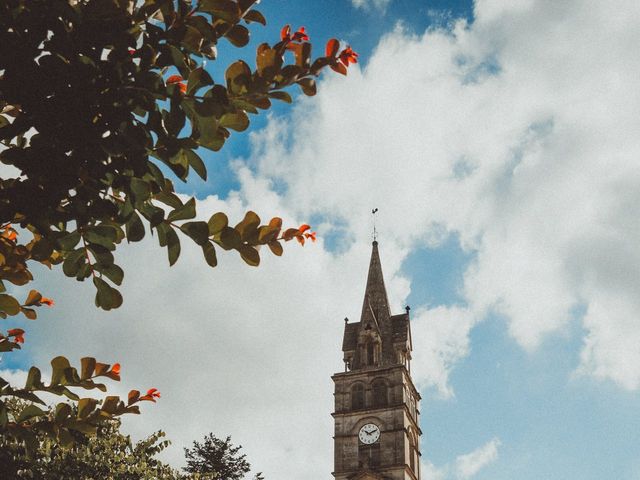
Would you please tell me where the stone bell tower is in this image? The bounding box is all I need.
[332,241,421,480]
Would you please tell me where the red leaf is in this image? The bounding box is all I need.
[166,75,184,84]
[326,38,340,57]
[280,24,291,41]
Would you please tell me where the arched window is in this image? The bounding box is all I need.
[351,383,365,410]
[372,379,388,407]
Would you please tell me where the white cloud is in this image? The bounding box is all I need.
[421,438,501,480]
[411,306,476,398]
[351,0,391,13]
[0,369,28,389]
[422,459,448,480]
[245,0,640,391]
[454,437,501,479]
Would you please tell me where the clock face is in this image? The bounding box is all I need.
[358,423,381,444]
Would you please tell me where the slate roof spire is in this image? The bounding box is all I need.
[342,240,412,370]
[359,240,390,329]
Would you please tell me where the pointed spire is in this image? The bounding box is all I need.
[360,241,390,326]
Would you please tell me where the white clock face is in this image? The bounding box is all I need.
[358,423,381,444]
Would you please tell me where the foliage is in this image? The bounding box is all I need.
[0,0,352,309]
[0,0,355,457]
[0,347,161,456]
[0,399,179,479]
[184,433,263,480]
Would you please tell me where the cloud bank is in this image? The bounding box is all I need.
[244,0,640,392]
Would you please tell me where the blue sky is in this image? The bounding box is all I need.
[4,1,640,479]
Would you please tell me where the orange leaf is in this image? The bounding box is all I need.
[280,24,291,41]
[40,297,54,307]
[166,74,184,84]
[326,38,340,57]
[291,26,309,42]
[298,224,311,234]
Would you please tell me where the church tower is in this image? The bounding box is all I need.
[332,241,421,480]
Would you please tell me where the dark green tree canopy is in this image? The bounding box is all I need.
[0,400,179,479]
[184,433,262,480]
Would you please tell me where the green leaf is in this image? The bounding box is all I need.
[163,106,185,136]
[218,226,241,250]
[125,212,145,242]
[62,248,86,277]
[24,289,42,306]
[87,243,115,266]
[220,111,249,131]
[51,356,71,386]
[166,227,181,266]
[21,307,37,320]
[202,242,218,267]
[130,178,152,204]
[200,0,240,22]
[25,367,43,390]
[101,396,119,415]
[139,202,165,227]
[185,149,207,180]
[180,221,210,246]
[71,420,98,435]
[80,357,96,380]
[0,340,19,352]
[55,403,72,423]
[167,197,196,222]
[84,228,116,251]
[225,60,252,94]
[235,211,260,241]
[208,212,228,235]
[268,240,283,256]
[31,238,54,260]
[0,402,7,428]
[154,190,183,209]
[187,67,214,95]
[93,277,123,311]
[0,294,21,316]
[244,9,266,25]
[239,245,260,266]
[57,231,81,251]
[297,77,317,96]
[16,404,47,423]
[268,91,292,103]
[225,24,250,47]
[293,42,311,68]
[258,224,280,243]
[100,264,124,286]
[77,398,98,419]
[180,25,204,52]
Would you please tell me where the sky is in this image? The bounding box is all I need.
[3,0,640,478]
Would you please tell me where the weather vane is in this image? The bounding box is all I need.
[372,208,379,241]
